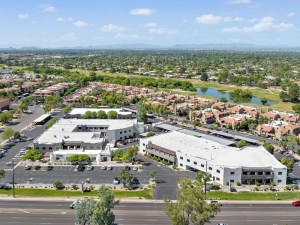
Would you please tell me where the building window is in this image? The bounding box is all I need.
[201,164,204,167]
[216,177,220,181]
[42,147,46,150]
[180,163,183,167]
[209,167,212,170]
[187,159,190,162]
[143,143,145,146]
[194,162,197,165]
[230,172,235,175]
[180,156,183,160]
[124,131,127,133]
[129,130,131,132]
[120,132,122,134]
[230,180,234,183]
[216,169,220,173]
[278,180,282,183]
[49,147,52,150]
[278,172,282,175]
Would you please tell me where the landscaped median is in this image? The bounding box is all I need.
[0,188,153,199]
[207,191,300,201]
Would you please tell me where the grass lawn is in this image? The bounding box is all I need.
[207,191,300,200]
[0,188,153,199]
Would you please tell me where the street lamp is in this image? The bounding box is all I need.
[12,160,15,198]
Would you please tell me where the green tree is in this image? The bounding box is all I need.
[219,97,228,103]
[236,140,247,148]
[263,143,274,154]
[107,111,118,119]
[75,198,96,225]
[118,168,133,187]
[74,186,118,225]
[288,83,299,102]
[281,157,294,170]
[121,153,131,162]
[67,154,90,163]
[2,128,15,140]
[113,149,123,161]
[164,177,220,225]
[200,73,208,81]
[0,168,5,180]
[90,186,119,225]
[18,102,28,112]
[22,149,43,161]
[97,110,108,119]
[146,131,156,137]
[261,98,268,105]
[13,131,21,139]
[292,104,300,114]
[127,145,138,158]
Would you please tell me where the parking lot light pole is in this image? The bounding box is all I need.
[12,160,15,198]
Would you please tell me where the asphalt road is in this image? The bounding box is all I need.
[0,200,299,225]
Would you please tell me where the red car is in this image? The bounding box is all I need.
[292,201,300,206]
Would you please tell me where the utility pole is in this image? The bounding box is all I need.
[12,160,15,198]
[205,161,207,199]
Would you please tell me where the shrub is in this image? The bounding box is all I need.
[236,181,241,186]
[255,181,261,187]
[53,181,64,190]
[72,184,79,190]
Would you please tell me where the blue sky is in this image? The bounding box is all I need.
[0,0,299,47]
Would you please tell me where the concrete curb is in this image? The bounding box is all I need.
[0,196,294,204]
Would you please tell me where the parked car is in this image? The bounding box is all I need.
[47,166,53,171]
[24,166,31,170]
[101,166,106,170]
[78,165,85,171]
[87,165,94,171]
[107,165,112,170]
[113,177,120,184]
[292,200,300,206]
[132,166,138,171]
[34,165,41,170]
[70,200,79,209]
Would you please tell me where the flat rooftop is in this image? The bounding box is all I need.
[35,118,138,144]
[144,131,285,169]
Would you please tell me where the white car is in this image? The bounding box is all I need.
[87,165,93,171]
[132,166,138,171]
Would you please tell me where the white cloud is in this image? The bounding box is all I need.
[56,17,73,22]
[196,14,223,24]
[56,17,65,22]
[114,33,138,39]
[228,0,252,4]
[248,18,258,23]
[74,20,88,28]
[148,28,177,35]
[223,17,245,22]
[288,12,295,17]
[222,16,294,32]
[145,22,157,28]
[196,15,244,24]
[40,4,57,12]
[101,24,126,32]
[129,8,154,16]
[18,13,29,20]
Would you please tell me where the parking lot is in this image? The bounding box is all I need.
[3,165,151,186]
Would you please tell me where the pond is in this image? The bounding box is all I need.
[196,87,277,105]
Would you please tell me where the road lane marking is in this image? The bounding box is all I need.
[18,209,30,214]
